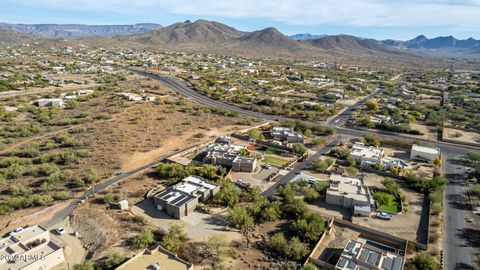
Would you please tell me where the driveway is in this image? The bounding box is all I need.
[131,199,241,241]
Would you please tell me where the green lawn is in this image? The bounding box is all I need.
[256,146,283,155]
[262,155,289,167]
[374,192,400,213]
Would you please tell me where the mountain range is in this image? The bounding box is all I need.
[0,23,162,39]
[293,32,480,53]
[0,19,478,62]
[113,20,410,60]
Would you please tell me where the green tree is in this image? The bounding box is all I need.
[311,137,325,146]
[160,223,185,253]
[269,232,288,254]
[215,179,241,206]
[197,164,218,179]
[373,192,393,206]
[345,166,359,176]
[301,263,318,270]
[104,253,126,269]
[73,260,94,270]
[66,100,79,109]
[345,156,356,167]
[303,187,320,201]
[103,193,115,204]
[413,253,439,270]
[365,100,379,111]
[85,169,100,184]
[287,236,310,261]
[433,157,442,168]
[132,229,154,249]
[248,129,262,140]
[292,143,308,155]
[292,212,325,243]
[228,206,254,232]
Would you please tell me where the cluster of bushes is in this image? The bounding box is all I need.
[268,233,310,261]
[405,174,447,193]
[279,120,335,136]
[376,123,424,135]
[156,163,227,181]
[310,158,335,173]
[224,182,326,262]
[0,122,42,138]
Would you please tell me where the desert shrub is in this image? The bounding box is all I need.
[132,229,154,249]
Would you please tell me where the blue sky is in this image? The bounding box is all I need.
[1,0,479,40]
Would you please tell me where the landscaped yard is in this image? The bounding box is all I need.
[262,155,289,167]
[373,191,400,213]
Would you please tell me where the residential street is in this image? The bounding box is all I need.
[443,153,475,270]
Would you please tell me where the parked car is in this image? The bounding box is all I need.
[262,164,272,169]
[56,227,66,234]
[377,212,393,220]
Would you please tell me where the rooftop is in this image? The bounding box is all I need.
[350,143,384,159]
[411,144,440,155]
[116,246,193,270]
[327,174,370,204]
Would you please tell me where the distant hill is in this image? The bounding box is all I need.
[382,35,480,53]
[304,35,403,55]
[0,28,31,43]
[289,33,327,40]
[123,20,244,44]
[0,23,162,39]
[235,27,316,52]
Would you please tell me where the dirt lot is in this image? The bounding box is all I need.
[410,122,438,141]
[357,173,425,242]
[443,127,480,146]
[72,100,249,176]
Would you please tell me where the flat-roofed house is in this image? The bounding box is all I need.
[0,225,65,270]
[350,143,385,165]
[270,127,304,143]
[203,143,257,173]
[335,238,405,270]
[116,245,193,270]
[153,176,219,219]
[326,174,373,210]
[410,144,440,163]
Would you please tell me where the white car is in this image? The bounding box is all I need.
[56,227,66,234]
[9,227,24,236]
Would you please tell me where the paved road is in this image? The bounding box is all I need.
[443,153,474,270]
[328,86,383,126]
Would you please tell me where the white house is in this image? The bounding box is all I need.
[37,98,63,107]
[410,144,440,163]
[350,143,385,165]
[326,174,372,209]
